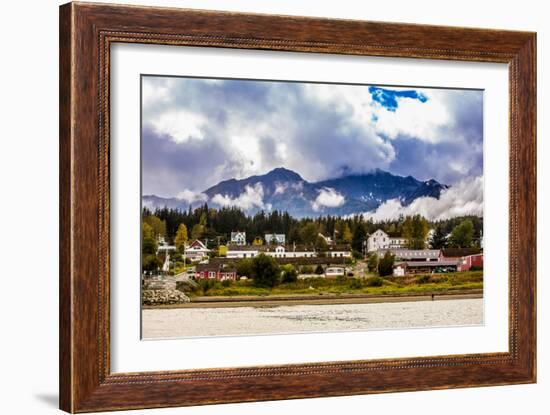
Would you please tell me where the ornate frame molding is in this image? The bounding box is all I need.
[60,2,536,412]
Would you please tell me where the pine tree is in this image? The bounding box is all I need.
[378,251,395,277]
[367,252,379,273]
[300,222,319,246]
[351,223,367,252]
[430,225,448,249]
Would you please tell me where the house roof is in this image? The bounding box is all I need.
[226,244,349,253]
[209,256,347,266]
[441,248,482,258]
[378,249,441,259]
[187,240,208,250]
[227,245,265,251]
[326,244,352,251]
[369,229,388,236]
[196,262,236,272]
[264,245,315,252]
[367,229,408,239]
[401,260,458,267]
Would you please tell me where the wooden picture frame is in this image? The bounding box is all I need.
[59,2,536,412]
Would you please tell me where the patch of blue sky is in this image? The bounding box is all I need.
[368,86,428,112]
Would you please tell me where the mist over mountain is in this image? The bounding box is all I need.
[142,167,449,218]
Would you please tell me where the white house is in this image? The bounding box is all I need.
[265,233,286,245]
[230,231,246,245]
[368,229,410,252]
[184,240,211,262]
[325,244,352,258]
[226,244,350,260]
[367,229,391,252]
[264,245,316,258]
[226,245,260,259]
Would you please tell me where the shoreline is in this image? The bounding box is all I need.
[143,289,483,309]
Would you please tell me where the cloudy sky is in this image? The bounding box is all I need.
[142,76,483,219]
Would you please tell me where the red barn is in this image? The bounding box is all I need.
[457,254,484,271]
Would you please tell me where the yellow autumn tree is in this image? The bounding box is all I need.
[342,223,352,244]
[174,223,188,252]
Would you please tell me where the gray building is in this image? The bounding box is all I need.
[265,233,286,245]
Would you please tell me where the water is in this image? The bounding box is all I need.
[142,298,483,338]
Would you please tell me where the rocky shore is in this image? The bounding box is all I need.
[141,289,190,306]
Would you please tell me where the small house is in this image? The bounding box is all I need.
[265,233,286,245]
[195,263,237,281]
[230,231,246,246]
[325,244,352,258]
[184,240,211,262]
[264,244,316,258]
[226,245,262,259]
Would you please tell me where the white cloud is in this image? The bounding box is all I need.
[373,89,450,144]
[211,184,267,210]
[142,199,156,210]
[175,189,208,204]
[362,176,483,221]
[150,109,206,143]
[142,78,174,109]
[312,187,346,211]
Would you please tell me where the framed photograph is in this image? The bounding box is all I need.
[59,2,536,412]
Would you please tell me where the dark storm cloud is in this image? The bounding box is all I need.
[386,89,483,184]
[141,127,234,197]
[388,136,482,184]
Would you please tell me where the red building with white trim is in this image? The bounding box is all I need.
[195,263,237,281]
[457,254,484,271]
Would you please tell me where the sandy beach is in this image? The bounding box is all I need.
[142,297,483,338]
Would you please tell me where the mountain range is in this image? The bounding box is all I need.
[142,167,448,217]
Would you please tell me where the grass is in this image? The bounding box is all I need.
[182,271,483,298]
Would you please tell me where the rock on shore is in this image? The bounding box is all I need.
[142,289,190,306]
